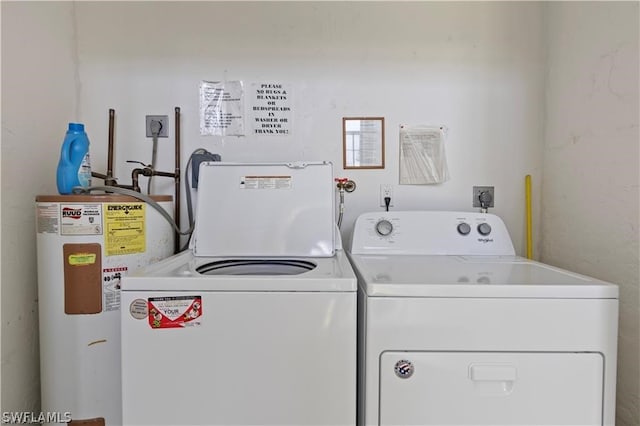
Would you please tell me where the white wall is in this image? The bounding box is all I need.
[1,1,77,411]
[542,2,639,424]
[1,0,546,409]
[73,1,545,252]
[3,2,637,424]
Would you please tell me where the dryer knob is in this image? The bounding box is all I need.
[477,223,492,236]
[457,222,471,235]
[375,219,394,236]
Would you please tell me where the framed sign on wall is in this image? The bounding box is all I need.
[342,117,385,169]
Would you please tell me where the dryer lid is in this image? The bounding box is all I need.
[350,255,619,299]
[192,162,335,257]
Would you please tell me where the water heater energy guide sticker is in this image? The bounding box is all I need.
[148,296,202,329]
[104,203,146,256]
[60,203,102,235]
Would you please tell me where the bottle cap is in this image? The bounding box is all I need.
[68,122,85,132]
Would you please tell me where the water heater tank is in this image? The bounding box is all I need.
[35,194,174,426]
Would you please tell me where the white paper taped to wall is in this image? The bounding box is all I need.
[199,80,244,136]
[399,124,450,185]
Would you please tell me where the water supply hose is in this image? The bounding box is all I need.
[72,185,194,238]
[337,187,345,229]
[334,178,356,229]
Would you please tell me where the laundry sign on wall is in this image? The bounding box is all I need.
[199,80,245,136]
[399,124,450,185]
[250,82,293,136]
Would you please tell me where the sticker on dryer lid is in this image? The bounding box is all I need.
[240,176,292,189]
[394,359,414,379]
[148,295,202,329]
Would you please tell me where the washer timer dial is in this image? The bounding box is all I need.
[375,219,394,236]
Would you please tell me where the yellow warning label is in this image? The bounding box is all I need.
[104,203,146,256]
[68,253,97,265]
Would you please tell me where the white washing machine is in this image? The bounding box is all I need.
[349,211,618,426]
[121,162,357,426]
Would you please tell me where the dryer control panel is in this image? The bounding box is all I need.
[350,211,515,256]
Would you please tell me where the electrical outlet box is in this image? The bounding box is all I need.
[380,184,394,207]
[146,115,169,138]
[473,186,495,208]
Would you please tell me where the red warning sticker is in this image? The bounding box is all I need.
[148,296,202,329]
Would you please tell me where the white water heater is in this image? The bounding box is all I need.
[35,194,174,426]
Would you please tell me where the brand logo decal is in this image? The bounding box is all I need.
[107,204,143,214]
[394,359,414,379]
[477,238,494,243]
[62,208,82,219]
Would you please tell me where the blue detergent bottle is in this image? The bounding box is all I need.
[56,123,92,194]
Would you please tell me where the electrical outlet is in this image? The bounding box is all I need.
[380,184,394,207]
[473,186,495,208]
[146,115,169,138]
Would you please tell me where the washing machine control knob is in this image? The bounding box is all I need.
[457,222,471,235]
[375,219,394,236]
[477,223,492,236]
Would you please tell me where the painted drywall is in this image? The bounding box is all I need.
[2,1,637,423]
[1,0,545,410]
[73,1,545,253]
[541,2,639,425]
[1,1,77,411]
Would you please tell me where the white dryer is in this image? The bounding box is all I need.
[121,162,357,426]
[349,211,618,426]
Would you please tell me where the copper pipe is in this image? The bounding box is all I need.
[152,171,177,179]
[92,108,117,186]
[91,171,109,180]
[174,107,181,253]
[131,168,151,192]
[131,167,178,200]
[107,108,115,183]
[131,168,176,192]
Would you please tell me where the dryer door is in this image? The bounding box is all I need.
[379,351,603,425]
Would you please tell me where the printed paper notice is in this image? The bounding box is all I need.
[250,82,292,136]
[399,125,450,185]
[104,203,146,256]
[200,80,244,136]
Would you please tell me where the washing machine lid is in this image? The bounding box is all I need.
[121,250,357,292]
[192,162,335,257]
[350,255,618,299]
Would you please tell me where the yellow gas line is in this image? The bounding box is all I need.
[525,174,533,259]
